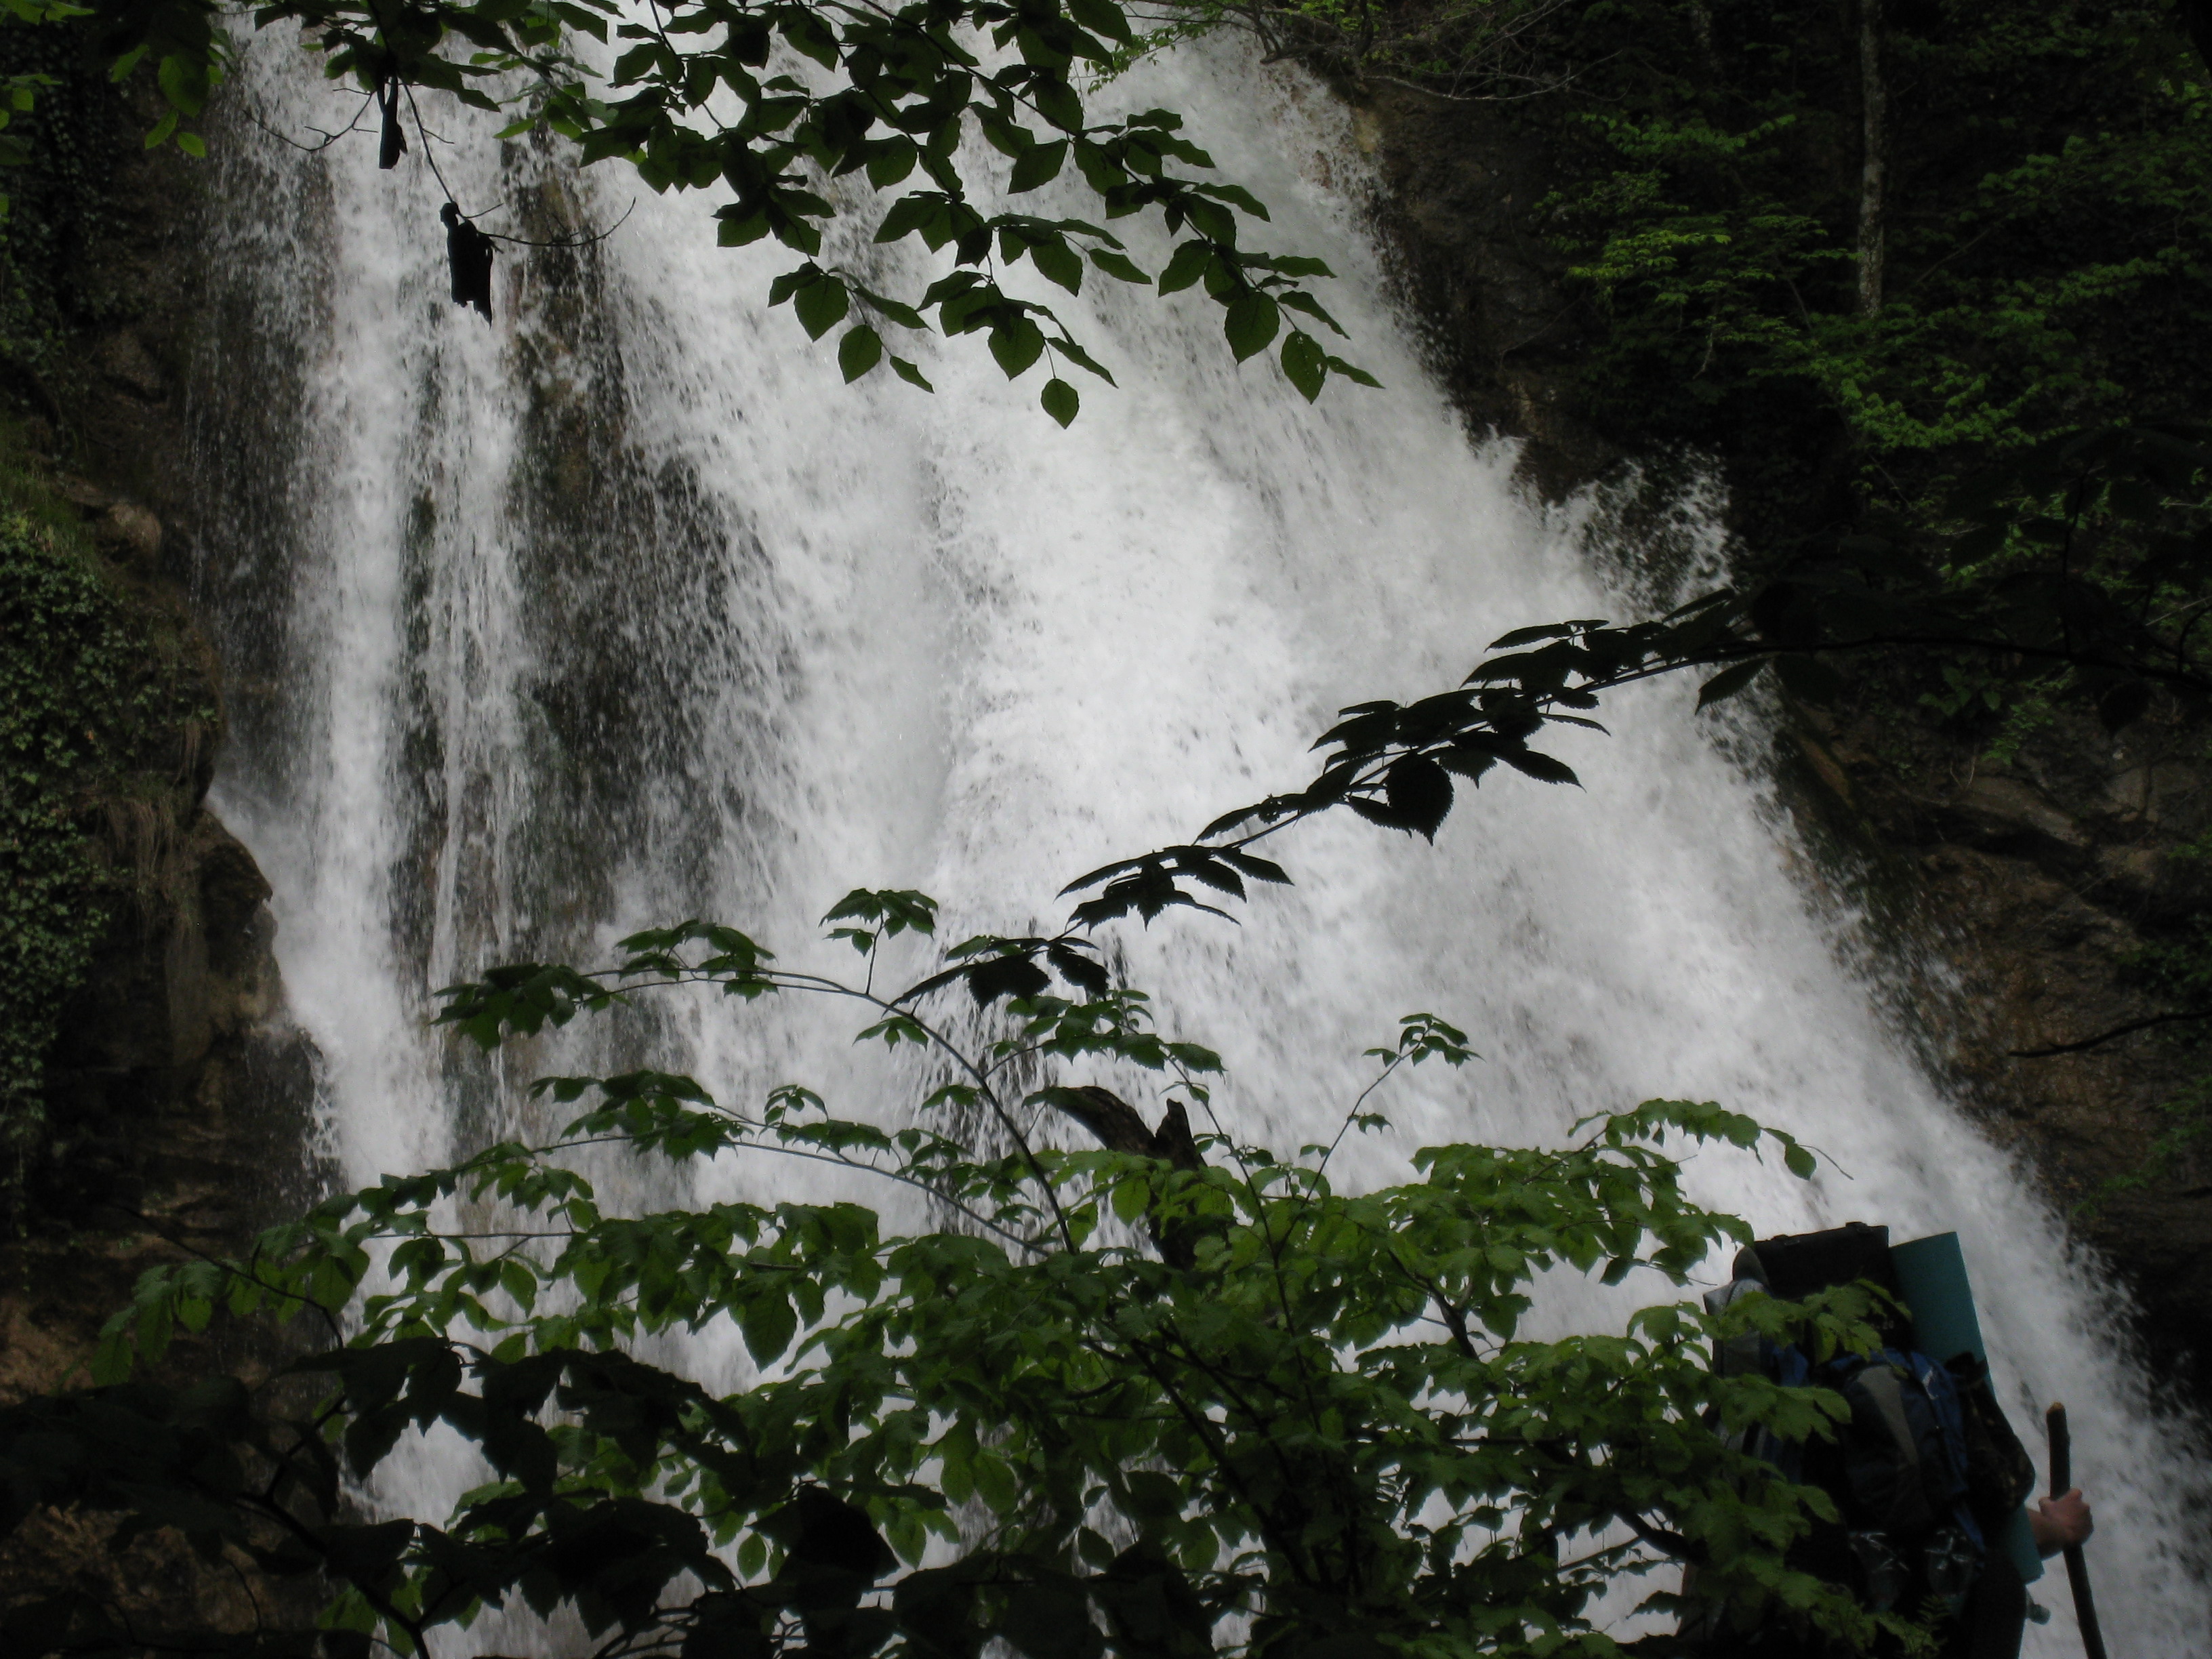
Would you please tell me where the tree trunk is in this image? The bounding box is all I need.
[1857,0,1887,315]
[1051,1087,1208,1267]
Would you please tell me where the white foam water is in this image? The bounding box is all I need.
[189,30,2209,1654]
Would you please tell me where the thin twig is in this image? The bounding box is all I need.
[2011,1006,2212,1057]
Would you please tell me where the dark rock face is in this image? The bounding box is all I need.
[0,49,321,1343]
[0,50,325,1637]
[0,472,319,1389]
[33,811,319,1258]
[1355,84,1619,495]
[1357,85,2212,1397]
[0,499,326,1656]
[1791,707,2212,1387]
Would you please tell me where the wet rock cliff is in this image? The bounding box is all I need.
[1,27,319,1319]
[0,43,321,1622]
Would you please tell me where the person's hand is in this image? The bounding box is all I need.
[2030,1488,2093,1555]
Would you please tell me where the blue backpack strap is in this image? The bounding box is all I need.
[1911,1349,1986,1550]
[1774,1343,1810,1389]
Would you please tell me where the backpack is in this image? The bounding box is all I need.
[1702,1224,2034,1631]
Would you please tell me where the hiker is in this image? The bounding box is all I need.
[1681,1223,2078,1658]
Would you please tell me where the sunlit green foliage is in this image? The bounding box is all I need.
[1,887,1913,1659]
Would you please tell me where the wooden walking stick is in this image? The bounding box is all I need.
[2045,1404,2109,1659]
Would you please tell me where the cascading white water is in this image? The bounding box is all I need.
[189,30,2209,1656]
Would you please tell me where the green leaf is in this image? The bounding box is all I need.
[1120,1469,1182,1520]
[1067,0,1135,44]
[839,325,884,383]
[972,1453,1020,1513]
[156,52,205,117]
[1050,335,1117,385]
[855,285,928,331]
[866,140,918,188]
[1110,1175,1150,1223]
[1002,1580,1103,1659]
[718,211,771,247]
[1223,291,1279,363]
[890,356,935,392]
[1491,623,1583,649]
[794,276,851,341]
[1281,329,1325,401]
[1041,377,1079,426]
[1500,747,1579,785]
[1088,248,1150,283]
[739,1293,798,1364]
[1156,239,1212,295]
[824,889,937,936]
[989,319,1046,378]
[1031,237,1083,294]
[876,194,944,244]
[1009,140,1068,193]
[1278,287,1347,337]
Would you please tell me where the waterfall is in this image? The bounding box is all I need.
[188,30,2209,1655]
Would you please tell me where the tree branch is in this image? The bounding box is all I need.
[2010,1007,2212,1058]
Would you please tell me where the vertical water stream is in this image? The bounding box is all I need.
[190,35,2208,1654]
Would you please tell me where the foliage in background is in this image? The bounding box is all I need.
[1,886,1909,1659]
[2074,903,2212,1208]
[0,1,91,217]
[1156,0,2212,546]
[0,6,90,144]
[0,454,208,1231]
[1117,0,1576,98]
[0,6,142,396]
[1524,3,2212,525]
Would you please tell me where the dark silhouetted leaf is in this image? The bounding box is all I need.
[1500,747,1580,786]
[1696,657,1770,710]
[966,952,1052,1006]
[1008,141,1068,192]
[1382,756,1453,840]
